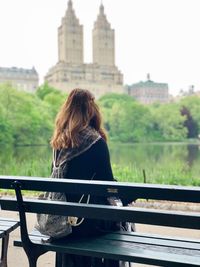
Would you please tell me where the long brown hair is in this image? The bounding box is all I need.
[51,88,107,149]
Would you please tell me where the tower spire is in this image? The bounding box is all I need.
[93,1,115,66]
[58,0,83,64]
[66,0,75,17]
[100,1,104,14]
[68,0,72,8]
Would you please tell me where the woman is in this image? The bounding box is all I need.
[50,88,119,267]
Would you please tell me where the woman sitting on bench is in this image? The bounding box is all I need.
[50,88,120,267]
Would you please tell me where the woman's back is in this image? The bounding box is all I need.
[49,88,119,266]
[65,138,114,182]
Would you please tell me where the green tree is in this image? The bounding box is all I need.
[99,93,135,135]
[0,107,13,145]
[43,91,66,119]
[100,94,152,142]
[36,82,62,100]
[99,93,134,108]
[150,104,187,141]
[179,96,200,136]
[0,84,53,145]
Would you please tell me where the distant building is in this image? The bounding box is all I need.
[0,66,39,92]
[45,0,123,99]
[126,74,169,104]
[178,85,200,97]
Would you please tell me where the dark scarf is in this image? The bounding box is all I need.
[54,126,101,168]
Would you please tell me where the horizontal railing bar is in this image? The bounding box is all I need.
[0,176,200,202]
[1,198,200,229]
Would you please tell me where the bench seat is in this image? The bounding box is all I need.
[1,176,200,267]
[14,229,200,266]
[0,217,19,234]
[0,217,19,267]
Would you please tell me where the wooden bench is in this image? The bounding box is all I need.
[0,217,19,267]
[0,176,200,267]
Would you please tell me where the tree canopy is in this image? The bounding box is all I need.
[0,84,200,146]
[0,84,66,145]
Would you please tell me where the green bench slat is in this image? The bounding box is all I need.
[0,220,19,226]
[0,221,18,227]
[117,230,200,244]
[14,233,200,267]
[0,218,19,234]
[0,224,19,234]
[0,218,19,267]
[102,232,200,251]
[2,198,200,229]
[0,217,18,222]
[1,176,200,203]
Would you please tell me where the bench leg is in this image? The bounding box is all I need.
[25,248,44,267]
[55,253,63,267]
[0,234,9,267]
[28,258,37,267]
[21,242,47,267]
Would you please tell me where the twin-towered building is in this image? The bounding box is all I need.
[0,0,170,104]
[45,0,124,98]
[44,0,169,103]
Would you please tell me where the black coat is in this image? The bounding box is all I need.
[55,138,119,267]
[59,138,118,238]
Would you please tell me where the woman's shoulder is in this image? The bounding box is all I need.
[93,137,107,148]
[90,137,110,156]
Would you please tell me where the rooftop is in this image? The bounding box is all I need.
[0,66,38,75]
[128,79,168,90]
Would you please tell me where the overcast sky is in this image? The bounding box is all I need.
[0,0,200,95]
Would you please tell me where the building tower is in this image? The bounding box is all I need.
[58,0,83,64]
[45,0,123,98]
[93,3,115,66]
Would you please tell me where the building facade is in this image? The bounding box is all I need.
[126,75,169,104]
[45,0,123,98]
[0,66,39,92]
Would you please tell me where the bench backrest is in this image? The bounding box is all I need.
[0,176,200,230]
[1,176,200,202]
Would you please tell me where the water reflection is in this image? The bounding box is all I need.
[0,143,200,180]
[186,144,199,167]
[109,142,193,167]
[109,142,200,181]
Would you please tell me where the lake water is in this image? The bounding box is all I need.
[110,142,200,169]
[1,142,200,185]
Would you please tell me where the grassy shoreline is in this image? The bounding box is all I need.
[1,141,200,187]
[0,158,199,186]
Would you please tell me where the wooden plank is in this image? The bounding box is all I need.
[16,231,200,254]
[26,228,200,246]
[0,220,18,227]
[116,230,200,244]
[102,232,200,250]
[14,236,200,266]
[0,224,19,234]
[0,219,19,236]
[0,217,19,223]
[1,198,200,229]
[1,176,200,202]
